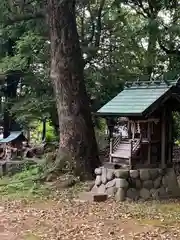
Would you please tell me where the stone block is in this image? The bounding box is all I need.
[0,166,3,177]
[143,180,153,190]
[135,179,142,189]
[101,168,107,184]
[78,192,108,202]
[129,179,136,188]
[153,176,161,189]
[177,176,180,188]
[150,189,160,200]
[114,169,129,179]
[159,168,166,176]
[126,188,139,200]
[95,168,102,175]
[140,169,151,181]
[98,184,106,194]
[158,187,166,197]
[149,169,159,180]
[130,170,139,179]
[115,178,129,188]
[115,188,126,201]
[163,169,180,197]
[106,186,116,197]
[162,176,168,187]
[140,188,151,200]
[91,185,98,193]
[106,179,115,188]
[95,175,101,186]
[107,169,114,181]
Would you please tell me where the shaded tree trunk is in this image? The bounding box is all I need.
[47,0,100,178]
[42,118,46,141]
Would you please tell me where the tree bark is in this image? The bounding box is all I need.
[47,0,100,178]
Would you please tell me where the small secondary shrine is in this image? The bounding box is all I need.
[97,78,180,169]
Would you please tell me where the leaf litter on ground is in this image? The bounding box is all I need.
[0,171,180,239]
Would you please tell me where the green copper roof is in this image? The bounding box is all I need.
[97,80,178,116]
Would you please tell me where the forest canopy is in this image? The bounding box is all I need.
[0,0,179,175]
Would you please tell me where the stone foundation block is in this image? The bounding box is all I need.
[106,186,116,197]
[114,169,129,179]
[98,184,106,194]
[135,179,142,189]
[130,170,139,179]
[79,192,108,202]
[149,169,159,180]
[140,188,151,200]
[95,168,102,175]
[127,188,139,200]
[107,169,114,181]
[115,178,129,188]
[150,189,160,200]
[95,175,101,186]
[143,180,153,190]
[101,168,107,184]
[115,188,126,201]
[140,169,151,181]
[106,179,115,188]
[153,176,162,189]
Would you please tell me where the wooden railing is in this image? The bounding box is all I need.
[109,136,141,165]
[109,135,122,162]
[132,138,141,155]
[129,138,141,169]
[113,135,122,151]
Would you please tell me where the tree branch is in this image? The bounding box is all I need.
[95,0,105,48]
[84,0,106,65]
[86,3,95,45]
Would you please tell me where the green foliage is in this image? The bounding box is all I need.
[0,165,49,199]
[29,120,57,143]
[0,0,179,137]
[173,112,180,142]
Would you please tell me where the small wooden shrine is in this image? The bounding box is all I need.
[0,131,27,160]
[97,78,180,169]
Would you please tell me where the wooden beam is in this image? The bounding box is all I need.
[129,118,159,123]
[161,109,166,168]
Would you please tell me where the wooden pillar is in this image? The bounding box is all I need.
[109,138,113,163]
[128,121,131,139]
[147,121,151,165]
[129,140,133,169]
[106,117,115,140]
[168,111,173,164]
[161,109,166,168]
[132,122,135,139]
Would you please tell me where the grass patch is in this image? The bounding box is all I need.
[0,163,85,201]
[0,165,51,200]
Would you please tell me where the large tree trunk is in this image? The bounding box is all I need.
[47,0,100,178]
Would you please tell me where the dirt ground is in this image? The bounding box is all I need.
[0,198,180,240]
